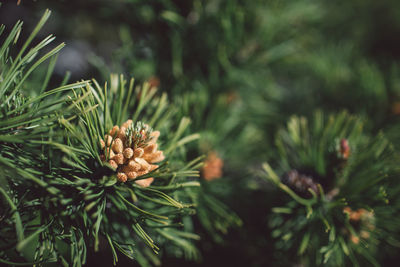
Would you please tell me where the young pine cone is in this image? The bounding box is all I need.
[100,120,165,187]
[339,138,350,160]
[282,169,319,196]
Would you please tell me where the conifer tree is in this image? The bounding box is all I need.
[2,1,400,266]
[0,10,204,266]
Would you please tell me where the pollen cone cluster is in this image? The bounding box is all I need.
[100,120,165,187]
[202,151,224,181]
[343,207,375,244]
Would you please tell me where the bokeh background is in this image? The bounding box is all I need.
[2,0,400,266]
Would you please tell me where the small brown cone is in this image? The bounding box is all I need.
[117,172,127,182]
[149,131,160,144]
[117,127,126,141]
[126,171,138,179]
[133,147,144,158]
[113,153,125,165]
[109,160,118,169]
[135,177,154,187]
[135,157,151,171]
[109,125,120,136]
[122,120,133,129]
[351,235,360,244]
[123,148,134,159]
[112,138,123,153]
[202,152,223,181]
[128,160,141,171]
[144,143,157,154]
[106,135,113,146]
[144,151,165,163]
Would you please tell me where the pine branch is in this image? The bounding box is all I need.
[261,111,400,266]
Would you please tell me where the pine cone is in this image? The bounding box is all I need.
[100,120,165,186]
[282,170,319,196]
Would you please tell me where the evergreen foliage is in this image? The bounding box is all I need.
[0,10,204,267]
[262,112,400,266]
[2,1,400,266]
